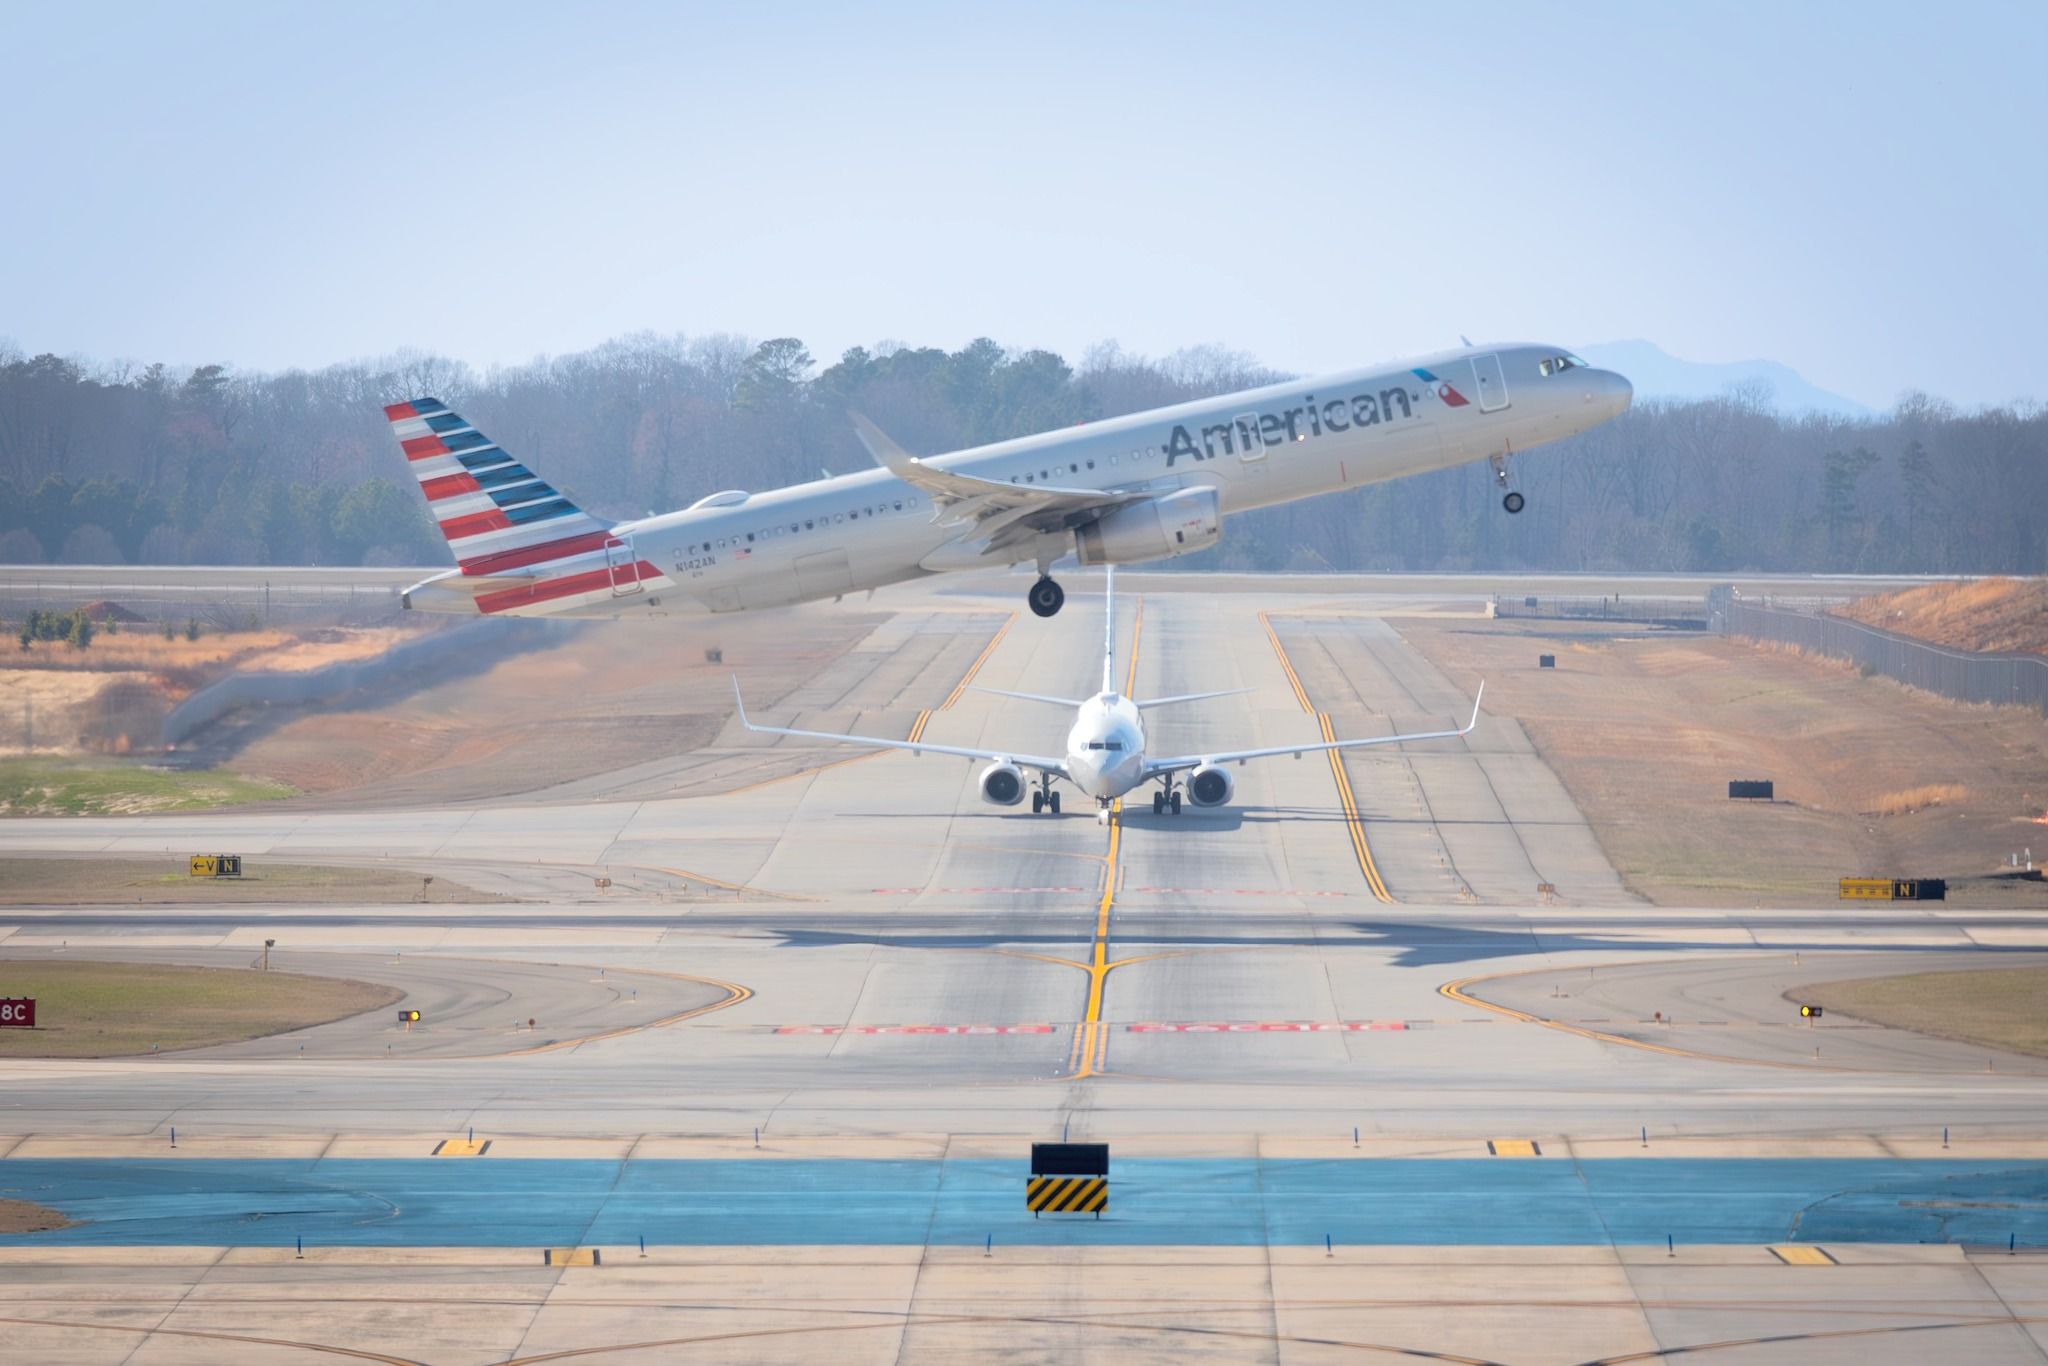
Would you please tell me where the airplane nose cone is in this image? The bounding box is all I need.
[1610,371,1633,415]
[1585,370,1632,421]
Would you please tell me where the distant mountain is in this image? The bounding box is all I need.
[1577,339,1874,418]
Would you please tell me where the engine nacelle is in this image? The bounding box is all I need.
[978,761,1026,806]
[1075,487,1221,566]
[1186,763,1234,808]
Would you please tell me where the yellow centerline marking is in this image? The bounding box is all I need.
[1258,611,1394,905]
[1059,595,1143,1079]
[941,611,1019,709]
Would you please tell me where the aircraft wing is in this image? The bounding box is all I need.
[1142,684,1483,778]
[850,412,1145,556]
[733,679,1067,775]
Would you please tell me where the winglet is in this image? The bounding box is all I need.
[849,411,919,478]
[1463,681,1485,735]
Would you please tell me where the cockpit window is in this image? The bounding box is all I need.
[1539,353,1590,377]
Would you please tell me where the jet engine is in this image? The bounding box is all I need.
[1186,763,1234,808]
[1075,487,1221,566]
[978,761,1026,806]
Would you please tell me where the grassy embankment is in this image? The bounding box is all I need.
[1803,966,2048,1058]
[0,857,505,905]
[0,758,293,815]
[0,960,401,1057]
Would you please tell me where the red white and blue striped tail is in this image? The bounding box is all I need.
[385,397,612,575]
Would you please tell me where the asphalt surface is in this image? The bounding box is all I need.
[6,579,2048,1361]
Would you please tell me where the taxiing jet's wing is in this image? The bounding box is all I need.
[1142,685,1483,778]
[850,412,1145,556]
[734,679,1067,775]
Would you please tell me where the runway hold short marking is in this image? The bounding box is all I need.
[1487,1139,1541,1157]
[1771,1244,1837,1265]
[776,1024,1056,1035]
[1126,1020,1408,1032]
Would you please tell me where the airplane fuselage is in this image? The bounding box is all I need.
[403,343,1629,618]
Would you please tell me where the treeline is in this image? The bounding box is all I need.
[1,337,2041,574]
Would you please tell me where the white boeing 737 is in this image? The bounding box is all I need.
[385,344,1630,620]
[733,568,1480,823]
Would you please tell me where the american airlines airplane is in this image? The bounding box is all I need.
[385,344,1629,621]
[734,567,1481,823]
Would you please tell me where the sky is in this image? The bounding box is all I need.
[2,1,2042,410]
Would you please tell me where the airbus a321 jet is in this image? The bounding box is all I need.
[386,344,1629,620]
[733,568,1480,824]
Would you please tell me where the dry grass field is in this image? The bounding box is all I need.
[0,857,507,905]
[0,1199,71,1234]
[212,607,886,804]
[0,960,401,1057]
[1835,577,2048,655]
[1403,620,2048,906]
[1801,966,2048,1058]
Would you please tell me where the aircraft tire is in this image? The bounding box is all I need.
[1152,792,1164,815]
[1028,577,1065,618]
[1049,792,1061,814]
[1169,791,1182,815]
[1032,792,1044,813]
[1502,491,1526,514]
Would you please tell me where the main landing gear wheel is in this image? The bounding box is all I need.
[1027,577,1065,618]
[1048,791,1060,814]
[1169,791,1182,815]
[1032,792,1044,813]
[1152,792,1164,816]
[1502,490,1526,514]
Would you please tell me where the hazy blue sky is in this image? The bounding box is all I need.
[2,1,2041,408]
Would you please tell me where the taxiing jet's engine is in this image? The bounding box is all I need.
[1075,487,1221,566]
[978,761,1026,806]
[1186,763,1234,808]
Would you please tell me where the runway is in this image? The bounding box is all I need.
[4,580,2046,1361]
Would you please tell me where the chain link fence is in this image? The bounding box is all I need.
[1716,593,2048,716]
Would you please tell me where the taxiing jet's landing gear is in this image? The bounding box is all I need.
[1151,781,1183,816]
[1502,490,1525,514]
[1028,576,1065,618]
[1097,798,1112,827]
[1170,791,1182,815]
[1031,773,1060,815]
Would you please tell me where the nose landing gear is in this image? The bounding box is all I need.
[1028,576,1065,618]
[1490,452,1525,514]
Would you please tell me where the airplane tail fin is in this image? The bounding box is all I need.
[385,398,614,577]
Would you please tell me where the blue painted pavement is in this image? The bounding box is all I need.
[3,1158,2046,1247]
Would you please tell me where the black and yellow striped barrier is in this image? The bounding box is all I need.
[1027,1175,1107,1216]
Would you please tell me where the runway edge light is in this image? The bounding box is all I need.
[1799,1004,1823,1019]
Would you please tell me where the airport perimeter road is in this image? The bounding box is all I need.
[4,588,2048,1148]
